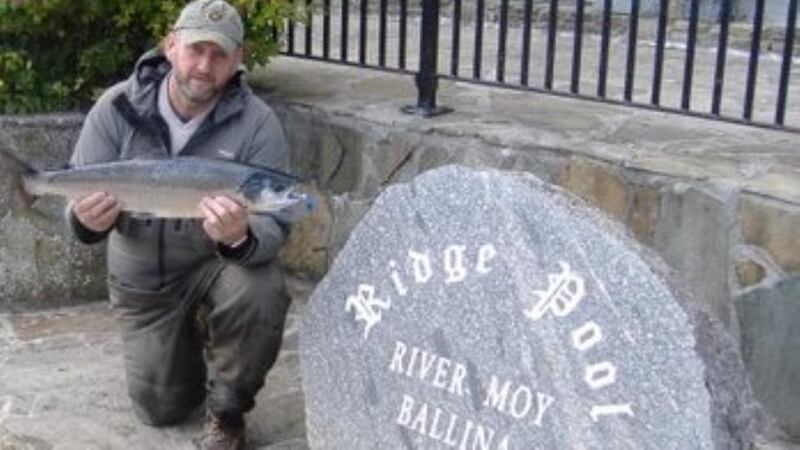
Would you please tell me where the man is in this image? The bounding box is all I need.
[67,1,291,449]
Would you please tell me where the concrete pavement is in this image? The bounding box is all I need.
[0,276,312,450]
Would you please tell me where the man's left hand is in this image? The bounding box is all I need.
[199,196,250,247]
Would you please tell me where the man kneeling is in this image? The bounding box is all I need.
[67,1,292,448]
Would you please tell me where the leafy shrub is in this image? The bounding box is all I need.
[0,0,298,114]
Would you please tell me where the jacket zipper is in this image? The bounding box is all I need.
[155,117,170,291]
[157,219,166,291]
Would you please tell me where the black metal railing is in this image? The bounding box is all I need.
[282,0,799,132]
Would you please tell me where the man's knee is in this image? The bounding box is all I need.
[211,263,289,322]
[238,263,285,299]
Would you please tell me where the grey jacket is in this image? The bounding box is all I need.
[69,48,290,293]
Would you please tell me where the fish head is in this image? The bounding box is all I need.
[239,171,314,218]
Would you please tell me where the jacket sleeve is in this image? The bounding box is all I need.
[228,100,291,266]
[65,86,125,244]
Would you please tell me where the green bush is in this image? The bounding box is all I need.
[0,0,298,114]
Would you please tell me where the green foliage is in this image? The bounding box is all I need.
[0,0,299,114]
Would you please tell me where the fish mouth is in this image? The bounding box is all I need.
[283,191,316,211]
[252,189,315,220]
[290,192,315,212]
[256,188,308,211]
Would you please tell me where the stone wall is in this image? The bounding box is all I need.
[273,101,797,328]
[267,99,800,441]
[0,115,106,312]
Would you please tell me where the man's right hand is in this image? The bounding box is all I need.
[72,192,122,233]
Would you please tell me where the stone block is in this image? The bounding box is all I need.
[279,108,365,195]
[0,211,106,312]
[278,186,333,280]
[738,196,800,274]
[356,132,418,199]
[323,129,366,194]
[328,194,374,265]
[628,185,660,245]
[736,260,767,288]
[417,142,461,174]
[369,134,415,186]
[499,148,568,185]
[557,157,629,221]
[654,185,733,327]
[737,276,800,439]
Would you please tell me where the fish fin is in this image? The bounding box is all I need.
[0,144,39,208]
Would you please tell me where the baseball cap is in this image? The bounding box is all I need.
[173,0,244,55]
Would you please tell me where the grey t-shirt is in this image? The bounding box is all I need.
[157,72,216,156]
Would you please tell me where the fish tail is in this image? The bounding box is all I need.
[0,144,39,207]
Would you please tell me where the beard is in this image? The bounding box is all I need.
[172,70,221,105]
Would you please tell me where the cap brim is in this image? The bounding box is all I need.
[177,29,238,55]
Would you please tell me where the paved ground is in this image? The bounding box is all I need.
[3,300,800,449]
[0,277,313,450]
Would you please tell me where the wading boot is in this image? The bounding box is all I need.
[196,413,245,450]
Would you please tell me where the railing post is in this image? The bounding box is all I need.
[403,0,452,117]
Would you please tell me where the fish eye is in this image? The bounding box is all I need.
[273,182,286,192]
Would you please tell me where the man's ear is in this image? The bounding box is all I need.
[231,46,245,74]
[235,46,244,66]
[163,32,179,60]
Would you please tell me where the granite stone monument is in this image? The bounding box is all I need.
[301,165,760,449]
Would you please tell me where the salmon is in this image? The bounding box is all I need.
[0,145,313,220]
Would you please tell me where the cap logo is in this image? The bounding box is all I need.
[174,0,244,47]
[205,3,225,22]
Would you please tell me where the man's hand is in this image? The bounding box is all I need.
[199,196,250,247]
[72,192,122,233]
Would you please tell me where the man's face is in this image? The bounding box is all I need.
[164,33,242,107]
